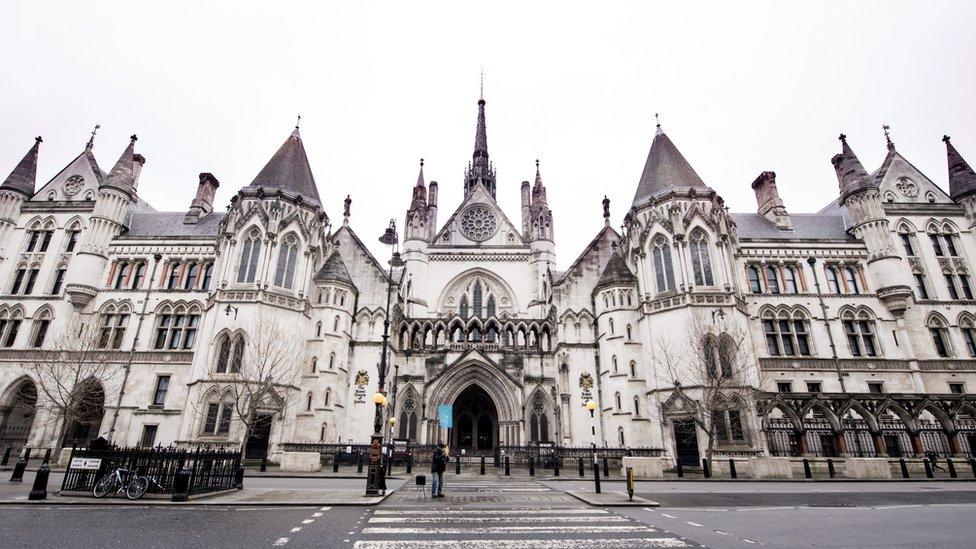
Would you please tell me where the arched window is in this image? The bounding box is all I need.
[324,389,331,406]
[626,324,632,340]
[618,427,625,447]
[230,335,245,372]
[215,335,231,373]
[486,295,496,318]
[184,263,200,290]
[629,360,637,377]
[615,392,622,410]
[274,234,300,289]
[844,267,860,294]
[913,271,930,299]
[783,267,799,293]
[113,261,131,289]
[766,266,780,294]
[328,353,335,369]
[97,304,130,349]
[762,309,812,357]
[928,315,952,358]
[747,265,762,293]
[459,295,469,319]
[689,229,714,286]
[960,316,976,358]
[898,226,916,256]
[612,355,618,373]
[131,261,147,289]
[825,267,842,293]
[237,228,263,283]
[306,392,313,411]
[201,263,214,290]
[30,308,52,348]
[201,393,233,436]
[651,236,676,292]
[842,310,879,357]
[316,321,322,337]
[333,315,341,333]
[153,303,201,350]
[718,335,735,378]
[609,318,615,334]
[311,357,317,373]
[473,281,483,318]
[633,396,640,416]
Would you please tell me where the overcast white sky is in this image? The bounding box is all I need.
[2,1,975,266]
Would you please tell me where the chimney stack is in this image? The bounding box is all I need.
[131,154,146,190]
[751,171,792,230]
[184,172,220,224]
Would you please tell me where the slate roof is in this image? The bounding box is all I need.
[243,128,321,205]
[631,128,709,209]
[730,212,854,241]
[945,136,976,201]
[595,251,637,289]
[124,212,225,238]
[1,137,41,197]
[313,250,356,289]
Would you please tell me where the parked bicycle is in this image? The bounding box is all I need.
[93,467,165,500]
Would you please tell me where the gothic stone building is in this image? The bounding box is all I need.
[1,96,975,463]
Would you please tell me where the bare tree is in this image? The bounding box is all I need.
[652,311,758,463]
[198,314,305,458]
[18,319,119,451]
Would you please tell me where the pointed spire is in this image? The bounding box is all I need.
[596,243,637,290]
[314,250,356,290]
[247,126,321,205]
[464,83,496,199]
[831,133,877,203]
[630,123,708,209]
[86,124,100,151]
[534,159,542,187]
[944,135,976,201]
[474,93,488,157]
[102,134,139,193]
[416,158,426,187]
[655,113,663,136]
[883,124,895,151]
[1,136,42,197]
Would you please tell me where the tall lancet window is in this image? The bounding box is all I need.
[689,229,714,286]
[274,234,300,289]
[459,295,469,319]
[237,228,262,283]
[652,236,676,292]
[473,281,483,318]
[486,295,496,318]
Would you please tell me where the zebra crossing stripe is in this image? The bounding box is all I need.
[372,509,610,516]
[362,525,657,535]
[368,516,630,524]
[352,539,690,548]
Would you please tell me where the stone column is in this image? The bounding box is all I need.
[796,430,810,456]
[872,432,889,457]
[948,430,964,457]
[834,431,849,457]
[910,432,925,457]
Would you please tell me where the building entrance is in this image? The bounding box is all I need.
[451,385,497,454]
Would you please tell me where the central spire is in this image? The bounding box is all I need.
[465,78,496,199]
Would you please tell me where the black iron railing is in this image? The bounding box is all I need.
[61,445,241,497]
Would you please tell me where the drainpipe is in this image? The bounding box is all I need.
[807,257,846,393]
[107,253,163,443]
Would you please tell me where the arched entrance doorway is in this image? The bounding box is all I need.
[64,380,105,447]
[0,378,37,455]
[452,385,497,454]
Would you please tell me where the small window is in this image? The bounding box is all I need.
[914,273,929,300]
[783,267,799,293]
[900,233,915,256]
[629,361,637,377]
[867,382,885,395]
[747,266,762,293]
[131,262,147,289]
[844,267,860,294]
[949,382,965,394]
[776,382,793,393]
[166,262,182,290]
[152,376,170,406]
[50,268,66,295]
[65,229,80,252]
[766,266,780,294]
[825,267,841,293]
[140,425,158,448]
[805,382,822,393]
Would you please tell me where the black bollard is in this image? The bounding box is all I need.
[505,456,510,476]
[43,448,52,464]
[171,468,191,502]
[455,455,461,475]
[702,458,711,478]
[554,457,560,477]
[1,446,10,467]
[480,455,485,475]
[676,459,684,478]
[386,453,393,476]
[333,453,340,473]
[9,453,27,483]
[259,456,267,473]
[827,458,835,479]
[592,459,601,494]
[23,448,31,463]
[924,459,934,478]
[603,456,610,477]
[357,452,364,474]
[578,457,585,477]
[234,465,245,489]
[28,462,50,500]
[948,458,958,479]
[729,459,737,479]
[803,459,812,479]
[529,456,535,476]
[899,458,910,479]
[970,458,976,478]
[494,452,500,468]
[406,454,413,474]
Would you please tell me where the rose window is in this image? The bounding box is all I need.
[459,206,498,241]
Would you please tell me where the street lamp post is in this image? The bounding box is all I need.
[365,220,404,497]
[586,399,601,493]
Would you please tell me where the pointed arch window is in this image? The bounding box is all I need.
[486,295,496,318]
[274,234,300,289]
[473,281,483,318]
[762,309,811,357]
[928,316,952,358]
[842,311,878,357]
[844,267,860,294]
[747,265,762,293]
[652,236,676,292]
[766,266,780,294]
[615,392,622,410]
[689,229,714,286]
[960,317,976,358]
[633,396,641,416]
[783,267,799,293]
[230,335,245,372]
[237,229,262,283]
[459,295,469,319]
[216,335,231,373]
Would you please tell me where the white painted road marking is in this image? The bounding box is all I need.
[368,516,630,524]
[685,521,703,527]
[352,539,690,548]
[301,519,314,524]
[362,525,657,535]
[372,509,609,515]
[289,527,301,533]
[272,537,289,546]
[660,513,677,518]
[312,512,323,517]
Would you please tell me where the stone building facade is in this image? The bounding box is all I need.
[0,97,975,463]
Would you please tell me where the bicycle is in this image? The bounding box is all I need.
[92,467,138,499]
[124,472,167,500]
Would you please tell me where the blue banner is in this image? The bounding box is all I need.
[437,404,453,428]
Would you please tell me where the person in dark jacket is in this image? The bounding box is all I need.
[431,442,447,498]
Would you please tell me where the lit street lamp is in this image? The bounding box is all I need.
[365,219,404,497]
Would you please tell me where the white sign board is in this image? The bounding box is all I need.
[345,446,352,454]
[461,449,466,455]
[70,457,102,471]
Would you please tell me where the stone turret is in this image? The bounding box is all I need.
[752,171,792,230]
[944,135,976,226]
[831,134,911,316]
[529,160,554,242]
[404,160,429,242]
[402,161,431,316]
[0,137,41,261]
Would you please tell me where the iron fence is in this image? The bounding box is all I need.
[61,445,241,497]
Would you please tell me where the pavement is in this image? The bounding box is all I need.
[4,469,976,547]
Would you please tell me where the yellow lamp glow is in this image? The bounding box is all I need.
[585,399,598,411]
[372,392,387,405]
[389,417,397,425]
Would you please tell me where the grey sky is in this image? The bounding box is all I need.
[2,1,974,265]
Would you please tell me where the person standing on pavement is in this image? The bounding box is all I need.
[431,442,447,498]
